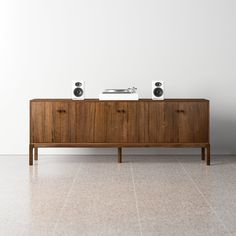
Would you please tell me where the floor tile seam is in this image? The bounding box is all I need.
[130,161,143,236]
[178,159,232,235]
[51,165,83,236]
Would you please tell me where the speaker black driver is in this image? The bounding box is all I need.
[74,87,83,97]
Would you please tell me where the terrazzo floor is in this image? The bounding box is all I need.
[0,154,236,236]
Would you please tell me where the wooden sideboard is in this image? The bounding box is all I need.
[29,99,210,165]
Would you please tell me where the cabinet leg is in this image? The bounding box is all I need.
[206,144,210,166]
[29,144,34,166]
[118,147,122,163]
[201,147,205,161]
[34,147,38,161]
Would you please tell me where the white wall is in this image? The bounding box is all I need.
[0,0,236,155]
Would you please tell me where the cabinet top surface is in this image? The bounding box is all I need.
[30,98,209,102]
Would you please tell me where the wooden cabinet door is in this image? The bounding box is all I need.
[74,101,138,143]
[74,102,96,143]
[164,101,209,143]
[31,102,74,143]
[74,101,124,143]
[127,102,146,143]
[103,102,128,143]
[105,101,140,143]
[163,102,180,143]
[178,102,209,143]
[106,101,149,143]
[31,102,45,143]
[146,101,165,143]
[44,102,73,143]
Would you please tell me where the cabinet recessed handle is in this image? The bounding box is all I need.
[57,109,66,113]
[176,109,185,113]
[117,109,125,113]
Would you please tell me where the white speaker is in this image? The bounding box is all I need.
[152,80,164,100]
[72,81,85,100]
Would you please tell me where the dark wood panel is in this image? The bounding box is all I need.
[148,101,165,143]
[94,102,107,142]
[31,100,209,144]
[163,101,209,143]
[135,102,149,143]
[164,102,179,143]
[30,99,210,165]
[126,102,138,143]
[34,142,209,148]
[31,102,45,143]
[74,101,153,143]
[75,102,96,143]
[178,102,208,143]
[45,102,71,143]
[31,102,72,143]
[103,102,148,143]
[104,102,128,143]
[44,102,53,142]
[69,102,76,142]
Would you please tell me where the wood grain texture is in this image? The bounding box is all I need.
[34,147,38,161]
[148,101,165,143]
[32,142,210,148]
[30,99,210,165]
[178,102,209,143]
[75,102,96,143]
[136,101,149,143]
[164,102,179,143]
[201,147,205,161]
[163,101,209,143]
[29,144,33,166]
[105,102,128,143]
[118,147,122,163]
[31,102,45,143]
[51,102,70,143]
[31,102,75,143]
[207,144,211,165]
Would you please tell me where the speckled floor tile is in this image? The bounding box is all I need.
[0,155,235,236]
[179,155,236,234]
[0,223,26,236]
[130,155,231,236]
[54,159,140,236]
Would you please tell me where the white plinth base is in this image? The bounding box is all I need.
[99,93,139,100]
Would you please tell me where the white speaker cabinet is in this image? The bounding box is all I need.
[152,80,164,100]
[72,81,85,100]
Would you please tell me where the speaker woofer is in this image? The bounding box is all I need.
[153,87,163,97]
[73,88,83,97]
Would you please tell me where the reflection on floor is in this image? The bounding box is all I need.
[0,154,236,236]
